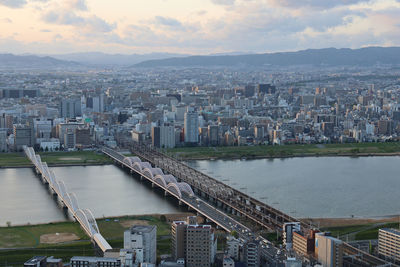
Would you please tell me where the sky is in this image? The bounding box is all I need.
[0,0,399,55]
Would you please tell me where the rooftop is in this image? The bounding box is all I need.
[24,256,47,265]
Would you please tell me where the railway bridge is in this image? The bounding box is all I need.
[107,143,396,267]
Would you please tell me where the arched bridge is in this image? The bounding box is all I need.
[23,146,111,253]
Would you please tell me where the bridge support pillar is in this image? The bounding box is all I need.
[151,182,155,188]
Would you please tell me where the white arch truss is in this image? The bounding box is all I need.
[177,182,194,197]
[154,175,167,187]
[123,156,141,166]
[133,161,151,172]
[167,183,182,198]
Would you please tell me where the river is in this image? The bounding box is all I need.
[0,165,180,226]
[1,156,399,226]
[187,156,400,219]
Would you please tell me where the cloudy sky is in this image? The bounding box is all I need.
[0,0,399,55]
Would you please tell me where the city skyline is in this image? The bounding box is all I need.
[0,0,400,55]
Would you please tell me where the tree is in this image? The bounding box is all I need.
[6,221,11,227]
[230,230,239,239]
[160,215,167,222]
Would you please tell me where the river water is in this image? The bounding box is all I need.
[0,165,180,226]
[187,156,400,219]
[1,156,399,226]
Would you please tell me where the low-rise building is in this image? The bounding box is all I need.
[124,225,157,264]
[70,256,120,267]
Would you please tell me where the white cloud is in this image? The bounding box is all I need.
[1,0,400,54]
[211,0,236,5]
[42,9,116,33]
[0,0,26,8]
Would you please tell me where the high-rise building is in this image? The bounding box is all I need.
[64,129,76,150]
[283,222,301,250]
[184,111,199,144]
[186,224,213,267]
[226,235,240,261]
[315,232,343,267]
[2,89,40,98]
[13,124,35,151]
[244,240,260,267]
[0,129,7,152]
[34,119,52,139]
[152,125,175,148]
[56,122,85,145]
[378,228,400,262]
[254,125,265,140]
[0,114,13,132]
[124,225,157,264]
[59,99,82,119]
[257,84,276,95]
[208,125,219,146]
[244,85,256,97]
[378,119,393,135]
[171,218,216,267]
[293,231,316,257]
[172,104,187,122]
[75,127,92,148]
[171,221,187,260]
[91,94,105,113]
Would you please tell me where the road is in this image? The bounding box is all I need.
[102,147,286,265]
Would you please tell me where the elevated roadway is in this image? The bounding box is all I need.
[102,146,282,264]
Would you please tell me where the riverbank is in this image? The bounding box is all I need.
[0,151,112,168]
[167,142,400,160]
[0,213,193,266]
[314,216,400,241]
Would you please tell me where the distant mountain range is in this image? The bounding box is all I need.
[49,52,190,66]
[0,53,79,69]
[133,47,400,68]
[2,47,400,69]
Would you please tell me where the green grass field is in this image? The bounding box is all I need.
[0,222,87,248]
[167,142,400,160]
[0,152,31,167]
[322,222,400,241]
[321,224,374,239]
[0,215,172,266]
[39,151,112,165]
[0,151,112,167]
[0,242,95,266]
[354,222,399,240]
